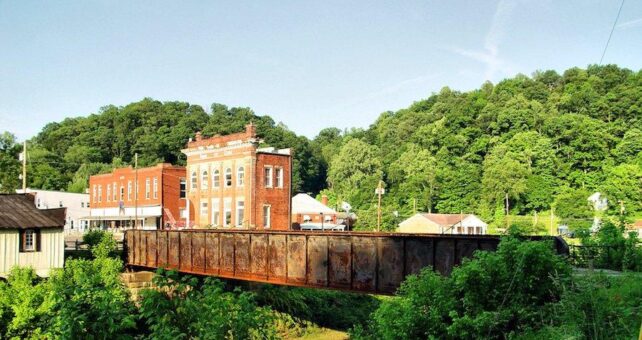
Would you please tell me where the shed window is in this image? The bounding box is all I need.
[20,229,40,252]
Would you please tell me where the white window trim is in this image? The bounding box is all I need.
[201,170,208,190]
[225,168,232,187]
[237,166,245,187]
[276,167,283,188]
[24,229,35,251]
[212,169,220,189]
[153,177,158,199]
[263,204,271,229]
[236,198,245,227]
[264,166,273,188]
[212,198,220,226]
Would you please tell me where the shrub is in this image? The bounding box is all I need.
[353,237,572,339]
[83,229,109,248]
[580,219,642,271]
[138,269,278,339]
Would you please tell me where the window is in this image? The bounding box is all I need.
[264,167,273,188]
[201,170,208,189]
[212,169,220,188]
[263,205,271,228]
[120,186,125,201]
[237,166,245,187]
[153,177,158,199]
[191,171,197,190]
[224,199,232,226]
[200,201,208,215]
[128,181,132,201]
[87,202,90,208]
[20,229,38,252]
[212,198,220,226]
[112,182,117,201]
[179,178,186,198]
[179,208,187,219]
[236,199,245,227]
[107,185,111,202]
[276,167,283,188]
[36,198,41,208]
[145,178,150,199]
[225,168,232,187]
[97,185,102,202]
[59,201,63,208]
[92,185,97,202]
[81,202,84,208]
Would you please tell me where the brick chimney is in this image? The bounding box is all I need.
[195,131,202,141]
[321,194,328,206]
[246,122,256,138]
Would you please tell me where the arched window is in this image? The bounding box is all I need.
[212,169,220,188]
[201,170,209,189]
[191,171,197,189]
[237,166,244,187]
[225,168,232,187]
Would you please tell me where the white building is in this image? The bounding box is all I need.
[398,213,488,235]
[17,188,90,234]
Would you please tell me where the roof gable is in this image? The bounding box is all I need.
[0,194,66,229]
[292,193,336,214]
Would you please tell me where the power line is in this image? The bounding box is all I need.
[599,0,625,65]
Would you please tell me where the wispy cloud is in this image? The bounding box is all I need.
[449,0,516,80]
[617,17,642,29]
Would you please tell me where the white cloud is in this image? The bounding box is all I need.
[617,17,642,29]
[449,0,517,81]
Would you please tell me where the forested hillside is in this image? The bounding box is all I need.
[1,65,641,229]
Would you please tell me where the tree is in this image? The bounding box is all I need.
[327,139,382,210]
[600,163,642,215]
[0,131,21,192]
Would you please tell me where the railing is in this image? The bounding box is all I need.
[568,244,622,270]
[125,229,568,294]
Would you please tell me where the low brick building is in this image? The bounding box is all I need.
[85,163,187,230]
[181,123,292,230]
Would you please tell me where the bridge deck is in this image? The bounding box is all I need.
[125,229,568,295]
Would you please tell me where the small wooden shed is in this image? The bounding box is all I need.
[0,194,66,277]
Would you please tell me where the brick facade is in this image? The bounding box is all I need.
[182,124,292,230]
[88,163,187,229]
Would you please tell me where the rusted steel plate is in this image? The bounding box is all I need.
[235,234,251,277]
[205,233,220,274]
[250,234,268,279]
[434,239,455,275]
[455,239,479,265]
[267,234,286,281]
[168,232,180,269]
[124,230,569,295]
[328,236,351,289]
[179,233,192,271]
[146,232,157,267]
[133,230,141,265]
[192,232,206,272]
[126,231,134,265]
[286,235,306,284]
[157,232,168,268]
[352,237,377,291]
[220,234,235,275]
[405,237,434,275]
[377,238,404,294]
[306,236,328,286]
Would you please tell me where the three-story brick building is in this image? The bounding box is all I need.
[181,123,292,230]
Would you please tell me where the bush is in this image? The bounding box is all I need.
[252,284,380,330]
[83,229,109,248]
[580,219,642,271]
[353,237,572,339]
[138,269,278,339]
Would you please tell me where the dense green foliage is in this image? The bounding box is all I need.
[2,65,641,229]
[578,219,642,271]
[352,238,642,339]
[138,270,278,339]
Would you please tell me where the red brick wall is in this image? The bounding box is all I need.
[89,163,186,227]
[254,153,291,230]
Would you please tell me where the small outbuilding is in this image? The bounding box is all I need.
[398,213,488,235]
[291,193,341,230]
[0,194,66,277]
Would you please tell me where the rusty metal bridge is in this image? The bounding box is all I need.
[125,229,568,295]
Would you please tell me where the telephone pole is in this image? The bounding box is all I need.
[134,153,138,229]
[21,141,27,192]
[376,180,384,232]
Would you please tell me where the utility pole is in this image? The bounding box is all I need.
[134,153,138,229]
[376,180,384,232]
[21,141,27,192]
[505,193,509,229]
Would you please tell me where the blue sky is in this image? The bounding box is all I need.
[1,0,641,141]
